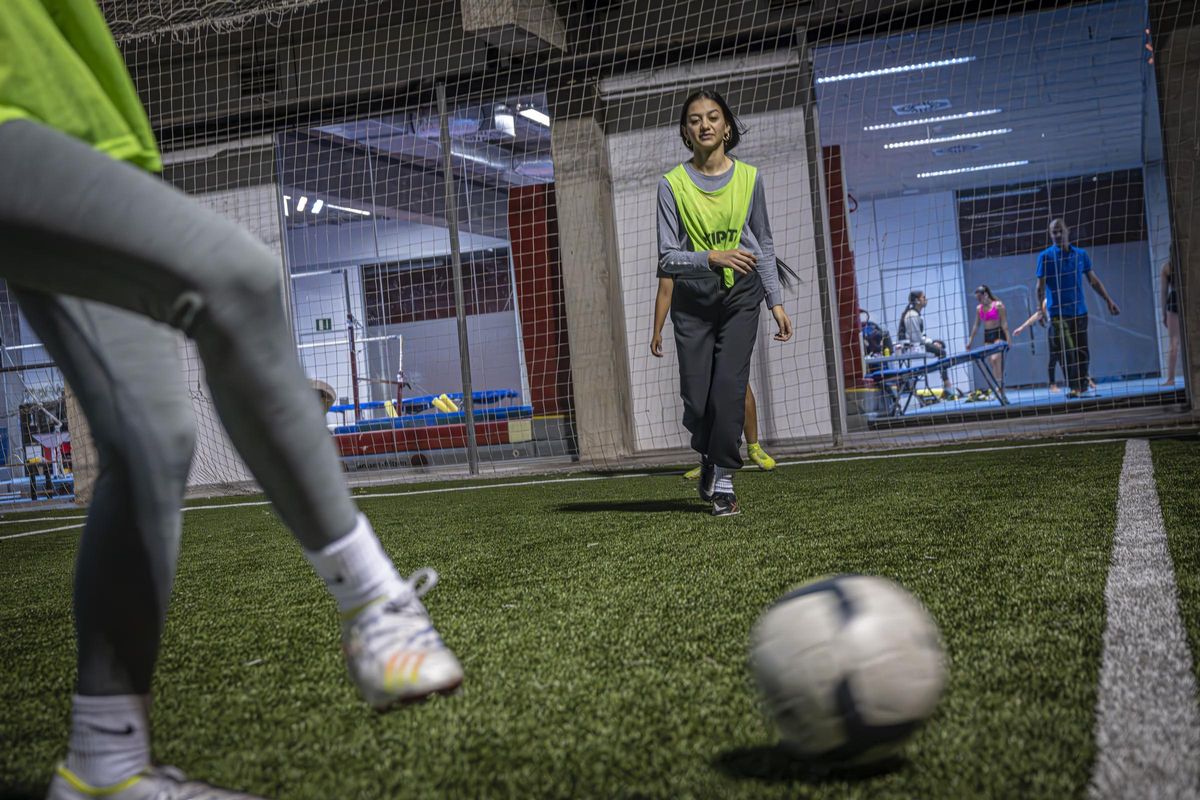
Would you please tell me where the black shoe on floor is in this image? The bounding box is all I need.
[711,492,740,517]
[698,458,717,502]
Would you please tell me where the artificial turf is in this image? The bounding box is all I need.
[0,439,1165,799]
[1152,436,1200,689]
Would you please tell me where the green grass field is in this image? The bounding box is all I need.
[1,437,1196,799]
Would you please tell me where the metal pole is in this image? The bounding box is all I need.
[343,268,360,422]
[437,83,480,475]
[798,40,848,446]
[272,137,298,339]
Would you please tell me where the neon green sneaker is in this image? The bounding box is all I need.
[683,465,702,480]
[747,443,776,471]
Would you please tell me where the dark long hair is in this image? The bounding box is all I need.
[897,290,923,339]
[678,89,746,152]
[975,284,998,303]
[901,290,924,322]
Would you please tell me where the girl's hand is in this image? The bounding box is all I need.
[772,306,793,342]
[651,332,664,357]
[708,249,757,275]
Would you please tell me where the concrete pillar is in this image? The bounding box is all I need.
[1152,13,1200,410]
[549,116,635,465]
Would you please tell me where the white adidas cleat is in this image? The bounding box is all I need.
[342,568,464,710]
[47,763,264,799]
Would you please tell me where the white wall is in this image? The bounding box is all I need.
[849,191,971,389]
[607,105,831,454]
[367,312,527,406]
[287,216,530,421]
[291,268,365,415]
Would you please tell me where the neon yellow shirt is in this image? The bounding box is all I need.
[0,0,161,172]
[663,160,757,288]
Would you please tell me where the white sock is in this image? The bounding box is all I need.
[715,468,734,494]
[303,513,406,614]
[65,694,151,788]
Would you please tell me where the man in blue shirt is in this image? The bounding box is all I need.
[1036,218,1120,397]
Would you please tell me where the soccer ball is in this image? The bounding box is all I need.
[749,574,946,765]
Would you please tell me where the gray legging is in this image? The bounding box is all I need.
[0,120,358,695]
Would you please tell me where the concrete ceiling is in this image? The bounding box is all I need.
[814,0,1154,200]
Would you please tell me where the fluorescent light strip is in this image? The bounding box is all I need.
[311,199,324,214]
[296,196,308,212]
[519,108,550,127]
[918,160,1029,179]
[326,203,371,216]
[817,56,975,84]
[885,128,1012,149]
[865,108,1002,131]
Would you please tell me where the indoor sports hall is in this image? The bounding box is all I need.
[2,1,1198,798]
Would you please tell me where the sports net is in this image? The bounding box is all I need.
[2,0,1194,503]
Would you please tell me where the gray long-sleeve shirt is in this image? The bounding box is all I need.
[901,309,934,346]
[656,161,783,309]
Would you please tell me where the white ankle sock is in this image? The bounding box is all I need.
[65,694,151,788]
[715,468,734,494]
[304,514,406,614]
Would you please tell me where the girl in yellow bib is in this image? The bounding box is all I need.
[655,90,792,516]
[1,3,461,798]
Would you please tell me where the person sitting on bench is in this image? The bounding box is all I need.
[897,290,956,400]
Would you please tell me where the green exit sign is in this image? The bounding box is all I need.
[315,318,333,332]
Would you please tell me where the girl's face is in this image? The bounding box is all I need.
[683,98,728,152]
[917,293,928,310]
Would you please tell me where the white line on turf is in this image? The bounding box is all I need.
[0,514,85,526]
[773,436,1128,469]
[0,523,85,541]
[1088,439,1200,799]
[0,436,1134,543]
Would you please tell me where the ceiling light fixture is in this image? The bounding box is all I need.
[494,105,516,138]
[918,160,1029,179]
[865,108,1002,131]
[326,203,371,216]
[817,56,975,84]
[519,108,551,127]
[885,128,1012,149]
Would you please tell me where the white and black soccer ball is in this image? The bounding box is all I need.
[749,574,946,765]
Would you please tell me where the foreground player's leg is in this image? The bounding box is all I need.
[4,122,464,711]
[10,296,262,800]
[743,386,776,471]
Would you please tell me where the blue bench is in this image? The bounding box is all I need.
[330,389,519,416]
[334,404,534,434]
[866,342,1009,417]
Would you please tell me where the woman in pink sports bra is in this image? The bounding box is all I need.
[965,285,1010,391]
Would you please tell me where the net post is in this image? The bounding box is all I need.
[437,82,480,475]
[798,36,849,445]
